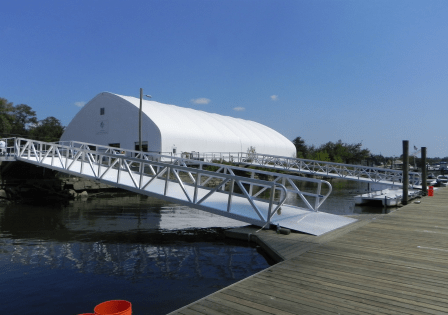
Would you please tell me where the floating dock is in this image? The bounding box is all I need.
[168,187,448,314]
[353,188,421,207]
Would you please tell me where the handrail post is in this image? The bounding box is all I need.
[14,138,19,157]
[315,181,322,212]
[193,172,200,203]
[227,179,234,212]
[266,183,276,226]
[249,172,254,196]
[164,166,171,195]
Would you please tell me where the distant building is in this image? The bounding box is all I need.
[60,92,296,157]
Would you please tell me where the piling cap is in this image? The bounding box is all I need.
[94,300,132,315]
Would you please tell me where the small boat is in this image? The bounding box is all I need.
[437,175,448,187]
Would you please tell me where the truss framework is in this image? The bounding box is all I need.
[197,151,421,187]
[5,138,346,234]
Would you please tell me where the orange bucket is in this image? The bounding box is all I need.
[94,300,132,315]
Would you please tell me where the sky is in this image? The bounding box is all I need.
[1,0,447,157]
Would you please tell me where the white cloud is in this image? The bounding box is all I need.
[190,98,211,105]
[75,101,86,107]
[233,107,245,111]
[270,95,279,101]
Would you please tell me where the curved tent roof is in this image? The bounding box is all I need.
[61,92,296,157]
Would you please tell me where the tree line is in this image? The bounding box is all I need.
[0,97,65,142]
[292,136,370,164]
[293,136,448,167]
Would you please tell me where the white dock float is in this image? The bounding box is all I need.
[354,188,422,207]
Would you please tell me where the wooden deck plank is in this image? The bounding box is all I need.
[278,260,448,305]
[247,274,382,315]
[205,295,274,315]
[291,251,448,285]
[253,272,403,315]
[224,286,326,315]
[211,292,295,315]
[168,188,448,315]
[264,264,445,315]
[278,260,448,306]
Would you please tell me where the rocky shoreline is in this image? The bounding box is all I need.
[0,175,118,205]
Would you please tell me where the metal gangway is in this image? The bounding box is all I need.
[0,138,356,236]
[193,151,422,188]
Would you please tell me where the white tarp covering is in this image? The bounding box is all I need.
[61,92,296,156]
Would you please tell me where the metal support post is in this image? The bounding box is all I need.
[402,140,409,205]
[139,88,143,153]
[421,147,427,195]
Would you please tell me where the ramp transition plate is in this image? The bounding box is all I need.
[270,207,357,236]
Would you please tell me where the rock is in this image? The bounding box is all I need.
[73,182,85,190]
[0,189,7,199]
[68,189,77,198]
[80,191,88,197]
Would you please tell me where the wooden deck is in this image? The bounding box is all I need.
[168,188,448,315]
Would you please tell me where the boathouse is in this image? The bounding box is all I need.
[60,92,296,156]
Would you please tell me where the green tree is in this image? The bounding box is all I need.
[333,155,344,163]
[291,136,370,164]
[292,136,307,158]
[29,116,65,142]
[0,98,14,135]
[11,104,37,136]
[313,150,330,162]
[345,142,370,164]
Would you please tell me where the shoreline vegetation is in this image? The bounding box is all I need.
[292,136,448,169]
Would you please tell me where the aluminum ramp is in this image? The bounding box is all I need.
[6,138,357,235]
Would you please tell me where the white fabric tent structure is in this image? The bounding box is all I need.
[60,92,296,156]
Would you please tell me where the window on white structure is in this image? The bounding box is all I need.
[100,108,105,115]
[134,141,148,152]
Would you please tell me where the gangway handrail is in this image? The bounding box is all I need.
[196,151,421,187]
[8,138,336,229]
[12,138,332,213]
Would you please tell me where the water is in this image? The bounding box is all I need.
[0,179,390,314]
[0,193,271,315]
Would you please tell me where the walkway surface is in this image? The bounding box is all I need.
[168,187,448,315]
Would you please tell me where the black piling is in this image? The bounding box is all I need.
[421,147,427,195]
[402,140,409,205]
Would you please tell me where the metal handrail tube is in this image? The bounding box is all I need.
[267,183,288,223]
[13,138,332,216]
[15,138,292,226]
[208,151,422,186]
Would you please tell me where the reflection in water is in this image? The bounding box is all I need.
[1,239,265,281]
[0,193,270,315]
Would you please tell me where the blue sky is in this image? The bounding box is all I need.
[1,0,447,157]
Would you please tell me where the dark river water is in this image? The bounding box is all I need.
[0,178,386,315]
